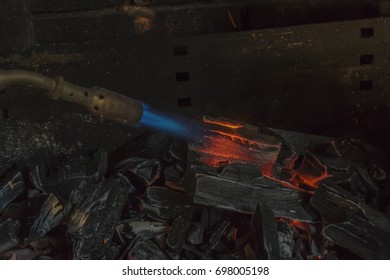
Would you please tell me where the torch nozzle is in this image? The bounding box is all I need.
[0,70,143,127]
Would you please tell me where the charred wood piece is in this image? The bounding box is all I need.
[142,186,197,221]
[113,157,162,187]
[128,238,168,260]
[251,202,280,260]
[166,216,192,253]
[1,194,63,245]
[277,221,294,259]
[186,165,317,221]
[297,151,330,188]
[186,223,205,245]
[127,221,170,239]
[310,180,390,233]
[323,214,390,259]
[66,176,131,259]
[31,150,107,200]
[189,116,283,176]
[0,247,52,260]
[209,220,231,251]
[0,219,20,253]
[0,170,25,213]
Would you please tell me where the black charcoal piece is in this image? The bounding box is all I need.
[186,165,317,221]
[1,194,64,245]
[186,223,205,245]
[0,170,25,213]
[114,157,161,186]
[209,221,231,251]
[109,131,171,166]
[167,139,188,163]
[31,150,107,200]
[209,221,230,250]
[142,187,197,221]
[310,180,390,233]
[67,176,131,259]
[323,214,390,259]
[293,236,309,259]
[164,164,184,190]
[201,206,225,230]
[184,245,213,260]
[166,216,192,253]
[251,203,280,260]
[221,163,263,182]
[0,219,20,253]
[129,238,168,260]
[128,221,170,238]
[0,248,40,260]
[326,139,368,163]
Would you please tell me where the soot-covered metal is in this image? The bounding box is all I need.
[1,0,390,260]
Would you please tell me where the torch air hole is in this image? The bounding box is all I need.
[99,95,104,100]
[94,106,99,111]
[69,92,74,97]
[84,91,89,97]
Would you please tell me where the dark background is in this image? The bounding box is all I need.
[1,0,390,173]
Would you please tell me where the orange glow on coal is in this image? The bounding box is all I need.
[291,220,308,229]
[191,133,277,176]
[203,117,244,129]
[299,170,331,188]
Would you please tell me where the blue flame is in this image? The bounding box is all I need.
[138,103,202,140]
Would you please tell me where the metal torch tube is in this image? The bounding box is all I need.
[0,70,143,127]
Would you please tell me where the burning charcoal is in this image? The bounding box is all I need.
[0,219,20,253]
[67,175,131,259]
[251,203,279,260]
[166,216,192,253]
[297,152,330,188]
[209,220,231,251]
[0,170,25,213]
[186,223,205,245]
[1,194,64,245]
[188,116,283,176]
[128,221,170,238]
[323,214,390,259]
[277,221,294,259]
[186,165,317,221]
[142,187,197,221]
[31,150,107,200]
[128,238,168,260]
[221,163,262,182]
[114,157,161,187]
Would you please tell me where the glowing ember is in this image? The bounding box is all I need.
[203,116,245,129]
[190,124,282,176]
[297,152,332,188]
